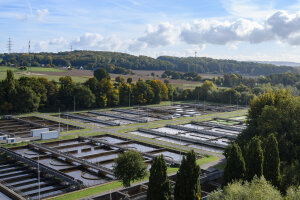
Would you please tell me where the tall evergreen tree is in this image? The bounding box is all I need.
[264,134,281,188]
[0,71,16,113]
[246,137,264,181]
[223,143,246,186]
[174,150,201,200]
[147,155,171,200]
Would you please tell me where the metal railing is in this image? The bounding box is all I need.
[192,121,244,132]
[138,128,227,149]
[63,113,120,126]
[166,124,237,139]
[89,111,147,123]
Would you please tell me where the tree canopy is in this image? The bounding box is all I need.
[113,150,148,187]
[208,176,289,200]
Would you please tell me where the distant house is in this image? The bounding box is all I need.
[79,66,83,70]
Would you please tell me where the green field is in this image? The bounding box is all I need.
[0,66,64,72]
[0,66,88,83]
[0,72,88,83]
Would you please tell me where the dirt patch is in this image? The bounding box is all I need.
[36,69,93,77]
[15,71,46,76]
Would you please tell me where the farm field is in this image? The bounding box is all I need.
[0,66,225,89]
[0,66,91,83]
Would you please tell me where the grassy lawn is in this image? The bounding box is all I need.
[214,162,226,170]
[172,83,203,89]
[0,66,64,72]
[0,71,89,83]
[48,155,218,200]
[196,155,219,165]
[48,181,124,200]
[0,66,89,83]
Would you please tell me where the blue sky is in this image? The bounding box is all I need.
[1,0,300,62]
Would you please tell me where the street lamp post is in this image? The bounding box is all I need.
[38,153,40,200]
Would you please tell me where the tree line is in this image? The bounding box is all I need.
[1,50,299,76]
[213,72,300,89]
[0,69,169,114]
[2,68,296,114]
[161,70,202,81]
[158,56,299,75]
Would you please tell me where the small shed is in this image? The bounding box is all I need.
[6,138,15,143]
[31,128,49,137]
[40,131,59,140]
[0,135,8,141]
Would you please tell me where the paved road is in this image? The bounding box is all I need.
[37,109,247,169]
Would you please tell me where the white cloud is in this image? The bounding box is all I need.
[138,22,177,47]
[180,18,261,45]
[72,33,104,48]
[48,37,68,45]
[34,37,68,51]
[128,22,179,52]
[15,13,28,21]
[16,8,49,23]
[180,11,300,46]
[36,9,48,21]
[71,33,126,51]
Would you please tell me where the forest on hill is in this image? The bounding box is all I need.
[1,51,299,76]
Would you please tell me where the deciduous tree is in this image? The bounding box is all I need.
[94,68,110,81]
[113,150,148,187]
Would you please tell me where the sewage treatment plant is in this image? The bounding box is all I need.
[0,103,247,199]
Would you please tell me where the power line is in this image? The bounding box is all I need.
[194,51,197,72]
[7,37,12,54]
[28,41,31,68]
[28,40,31,54]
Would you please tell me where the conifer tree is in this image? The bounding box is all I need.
[147,155,171,200]
[174,150,201,200]
[223,143,246,186]
[263,134,281,188]
[246,137,264,181]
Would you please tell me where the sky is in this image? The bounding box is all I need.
[1,0,300,62]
